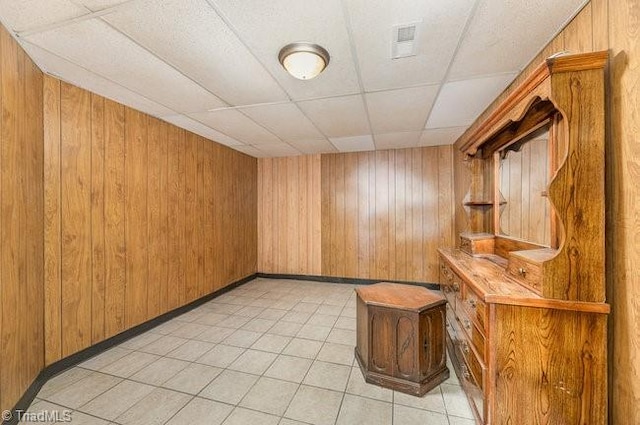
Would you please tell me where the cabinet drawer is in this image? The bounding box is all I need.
[456,306,485,361]
[462,284,486,331]
[440,263,460,309]
[457,341,486,392]
[506,254,543,293]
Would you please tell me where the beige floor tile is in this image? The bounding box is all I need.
[130,357,189,386]
[241,318,276,333]
[234,306,265,318]
[195,312,230,326]
[239,377,299,416]
[199,370,259,404]
[257,308,287,320]
[169,322,211,339]
[79,347,132,371]
[345,367,392,402]
[393,386,446,413]
[303,361,351,392]
[279,419,307,425]
[334,316,356,331]
[307,314,338,327]
[393,404,449,425]
[222,329,263,348]
[100,351,160,378]
[267,321,303,337]
[66,411,110,424]
[284,385,343,425]
[46,372,121,409]
[138,335,188,356]
[119,332,163,350]
[264,355,312,383]
[222,407,280,425]
[441,383,474,419]
[193,326,235,343]
[23,400,72,424]
[166,340,216,362]
[37,367,93,400]
[448,415,478,425]
[317,343,354,366]
[249,298,278,308]
[162,363,222,395]
[326,328,355,346]
[166,397,233,425]
[296,324,331,341]
[282,338,323,359]
[336,394,392,425]
[227,349,277,375]
[196,344,245,368]
[216,315,252,329]
[149,320,186,335]
[291,302,320,313]
[206,303,243,315]
[79,380,155,420]
[251,334,291,353]
[280,311,312,324]
[116,388,191,425]
[316,305,343,316]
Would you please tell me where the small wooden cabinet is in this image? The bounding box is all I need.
[355,283,449,396]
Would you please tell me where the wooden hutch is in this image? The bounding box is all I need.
[439,52,609,424]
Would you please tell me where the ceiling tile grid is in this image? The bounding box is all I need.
[1,0,590,157]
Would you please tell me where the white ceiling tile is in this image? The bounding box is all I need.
[239,102,324,142]
[22,41,174,117]
[104,0,288,106]
[329,134,375,152]
[366,85,439,134]
[232,145,269,158]
[449,0,587,79]
[0,0,87,32]
[287,139,338,154]
[344,0,475,91]
[75,0,132,11]
[425,73,516,129]
[374,131,421,150]
[26,19,226,113]
[296,95,369,138]
[160,114,243,147]
[189,109,281,145]
[253,143,301,157]
[419,126,467,147]
[211,0,360,100]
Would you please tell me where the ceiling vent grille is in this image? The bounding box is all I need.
[391,22,421,59]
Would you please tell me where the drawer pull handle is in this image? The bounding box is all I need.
[452,282,460,292]
[462,342,470,354]
[518,267,527,277]
[463,319,471,330]
[468,299,477,309]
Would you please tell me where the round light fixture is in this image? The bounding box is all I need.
[278,42,330,80]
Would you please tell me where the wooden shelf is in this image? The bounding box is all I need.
[464,200,493,206]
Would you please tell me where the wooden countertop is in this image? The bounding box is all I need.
[438,248,609,314]
[356,282,445,312]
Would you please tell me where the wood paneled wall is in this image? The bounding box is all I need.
[44,77,257,364]
[258,155,321,275]
[257,146,455,283]
[453,1,639,423]
[0,27,44,414]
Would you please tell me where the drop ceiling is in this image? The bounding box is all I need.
[0,0,587,157]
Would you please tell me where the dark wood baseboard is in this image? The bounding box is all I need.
[256,272,440,290]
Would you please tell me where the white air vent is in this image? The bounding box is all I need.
[391,22,421,59]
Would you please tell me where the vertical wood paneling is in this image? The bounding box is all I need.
[124,108,148,328]
[258,155,322,275]
[42,78,257,365]
[60,82,92,357]
[261,147,453,283]
[90,94,105,343]
[43,76,61,365]
[0,27,44,412]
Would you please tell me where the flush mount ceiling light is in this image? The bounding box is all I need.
[278,42,330,80]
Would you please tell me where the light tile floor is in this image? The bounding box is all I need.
[25,278,475,425]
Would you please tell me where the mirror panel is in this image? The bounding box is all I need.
[498,126,551,246]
